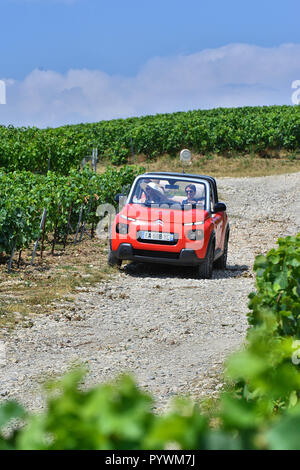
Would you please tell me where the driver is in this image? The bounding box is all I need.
[182,184,199,205]
[144,182,165,203]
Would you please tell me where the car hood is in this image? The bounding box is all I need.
[119,204,208,225]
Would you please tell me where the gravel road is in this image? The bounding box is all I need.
[1,172,299,412]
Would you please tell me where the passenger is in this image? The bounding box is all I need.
[182,184,199,205]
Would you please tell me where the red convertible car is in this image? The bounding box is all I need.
[108,172,229,278]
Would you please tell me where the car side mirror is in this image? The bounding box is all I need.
[115,193,123,203]
[117,185,131,201]
[213,202,226,213]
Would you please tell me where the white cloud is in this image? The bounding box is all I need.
[1,43,300,128]
[10,0,78,4]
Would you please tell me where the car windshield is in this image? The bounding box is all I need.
[129,177,206,210]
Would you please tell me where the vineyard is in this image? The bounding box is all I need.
[0,166,141,266]
[0,105,300,172]
[1,103,299,266]
[1,233,300,449]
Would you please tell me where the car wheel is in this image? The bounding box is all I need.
[198,240,214,279]
[108,245,122,267]
[214,231,229,270]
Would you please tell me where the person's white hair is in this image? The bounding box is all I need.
[146,182,164,195]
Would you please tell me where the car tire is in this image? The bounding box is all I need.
[214,230,229,270]
[108,245,122,267]
[198,239,214,279]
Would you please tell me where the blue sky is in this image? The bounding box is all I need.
[1,0,300,127]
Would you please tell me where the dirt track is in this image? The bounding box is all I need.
[1,172,299,411]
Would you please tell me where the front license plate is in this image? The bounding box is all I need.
[139,231,174,242]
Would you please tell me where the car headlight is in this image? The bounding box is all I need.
[116,223,129,234]
[183,221,204,226]
[120,214,136,222]
[187,229,204,241]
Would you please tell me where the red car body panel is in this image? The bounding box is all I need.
[109,172,229,269]
[111,204,228,261]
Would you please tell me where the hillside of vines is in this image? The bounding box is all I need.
[1,105,300,173]
[0,166,140,259]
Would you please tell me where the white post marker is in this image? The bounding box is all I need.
[180,149,192,172]
[0,80,6,105]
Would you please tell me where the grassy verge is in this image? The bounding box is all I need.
[0,236,113,336]
[95,151,300,177]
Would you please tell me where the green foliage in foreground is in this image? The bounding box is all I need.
[1,105,300,171]
[0,233,300,449]
[248,233,300,336]
[0,165,141,255]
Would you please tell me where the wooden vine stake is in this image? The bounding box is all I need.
[7,240,17,272]
[130,137,134,157]
[63,203,74,249]
[79,196,93,242]
[31,209,47,265]
[40,218,46,259]
[92,148,98,172]
[17,250,22,268]
[47,148,51,172]
[74,205,84,245]
[52,202,62,255]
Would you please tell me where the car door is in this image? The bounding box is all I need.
[209,183,223,252]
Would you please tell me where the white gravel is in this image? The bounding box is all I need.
[1,172,299,412]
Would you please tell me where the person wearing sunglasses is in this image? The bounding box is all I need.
[182,184,199,205]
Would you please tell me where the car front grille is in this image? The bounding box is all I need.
[132,249,180,259]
